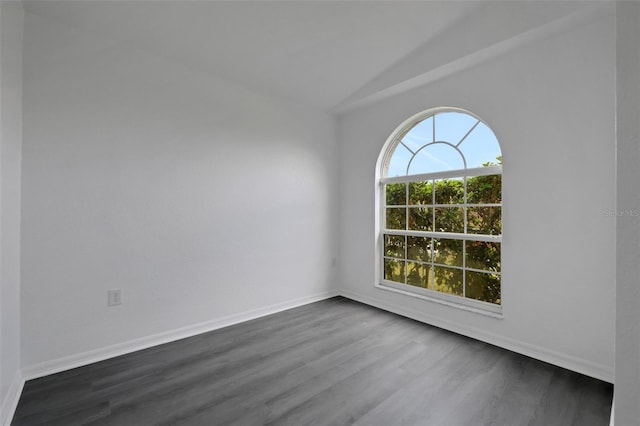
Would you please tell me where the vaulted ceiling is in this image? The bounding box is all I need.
[22,1,593,112]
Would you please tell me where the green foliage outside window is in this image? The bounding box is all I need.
[383,158,502,305]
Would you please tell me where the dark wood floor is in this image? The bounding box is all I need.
[13,297,613,426]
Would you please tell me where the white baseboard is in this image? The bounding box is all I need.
[22,289,339,381]
[1,370,24,426]
[339,289,614,383]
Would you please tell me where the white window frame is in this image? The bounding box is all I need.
[375,107,503,317]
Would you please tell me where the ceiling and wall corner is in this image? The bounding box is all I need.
[20,0,481,111]
[20,1,602,115]
[333,2,611,114]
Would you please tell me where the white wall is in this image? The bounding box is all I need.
[615,1,640,423]
[0,1,23,423]
[338,10,615,380]
[20,11,338,371]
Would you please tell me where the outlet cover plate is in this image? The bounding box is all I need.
[107,289,122,306]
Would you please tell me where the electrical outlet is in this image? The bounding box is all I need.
[107,289,122,307]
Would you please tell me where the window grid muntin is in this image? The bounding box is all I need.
[406,141,467,175]
[380,109,502,308]
[382,176,502,238]
[382,198,502,302]
[382,185,502,304]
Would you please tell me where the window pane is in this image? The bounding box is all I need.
[385,183,406,206]
[435,112,479,145]
[467,174,501,204]
[433,238,463,267]
[407,262,430,288]
[386,208,406,230]
[401,116,433,152]
[408,143,465,175]
[467,207,501,235]
[384,235,405,259]
[434,207,464,233]
[465,270,501,305]
[457,122,502,168]
[466,241,501,272]
[408,207,433,231]
[432,266,463,296]
[407,236,431,262]
[408,181,432,205]
[434,178,464,204]
[384,258,405,283]
[387,143,412,177]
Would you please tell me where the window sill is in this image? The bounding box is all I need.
[375,281,503,319]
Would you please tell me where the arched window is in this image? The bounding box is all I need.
[377,107,502,314]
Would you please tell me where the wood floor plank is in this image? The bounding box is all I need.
[12,297,613,426]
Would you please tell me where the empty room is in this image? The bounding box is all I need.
[1,1,639,425]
